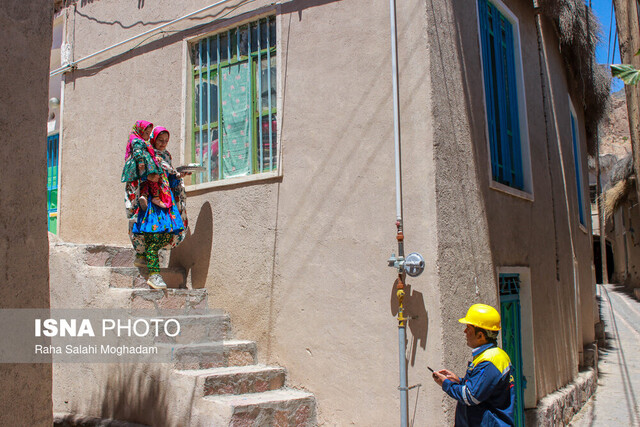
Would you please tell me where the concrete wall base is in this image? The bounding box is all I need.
[525,345,598,427]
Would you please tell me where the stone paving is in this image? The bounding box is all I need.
[570,284,640,427]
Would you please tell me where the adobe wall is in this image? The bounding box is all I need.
[610,193,640,288]
[0,1,54,425]
[57,0,444,425]
[433,0,596,405]
[425,0,499,420]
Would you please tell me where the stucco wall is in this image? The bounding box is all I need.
[0,1,54,425]
[426,0,499,420]
[57,0,444,425]
[610,193,640,287]
[431,0,596,405]
[57,0,598,423]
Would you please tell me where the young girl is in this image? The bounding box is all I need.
[132,170,184,289]
[150,126,189,248]
[122,120,182,289]
[121,120,160,265]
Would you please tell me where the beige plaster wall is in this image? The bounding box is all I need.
[441,0,596,403]
[57,0,444,425]
[0,1,54,425]
[56,0,598,422]
[426,0,499,420]
[610,193,640,287]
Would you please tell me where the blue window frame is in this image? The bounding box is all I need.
[478,0,523,189]
[570,111,585,225]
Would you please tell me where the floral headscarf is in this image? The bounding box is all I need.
[125,120,153,160]
[150,126,170,148]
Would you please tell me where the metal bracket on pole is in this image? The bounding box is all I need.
[398,384,422,391]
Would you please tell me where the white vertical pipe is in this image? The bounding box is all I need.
[389,1,408,427]
[390,0,403,223]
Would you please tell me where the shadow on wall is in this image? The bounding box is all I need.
[390,281,429,367]
[170,201,213,289]
[56,365,170,426]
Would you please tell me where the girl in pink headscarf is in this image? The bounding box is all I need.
[121,120,169,288]
[149,126,189,248]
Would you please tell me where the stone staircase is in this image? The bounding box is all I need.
[56,243,316,426]
[85,245,187,288]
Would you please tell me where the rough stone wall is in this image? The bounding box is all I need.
[525,366,598,426]
[0,1,54,425]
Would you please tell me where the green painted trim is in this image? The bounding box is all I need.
[191,43,196,167]
[190,16,277,183]
[193,47,276,77]
[251,55,257,174]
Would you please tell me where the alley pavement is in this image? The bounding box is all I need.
[570,284,640,426]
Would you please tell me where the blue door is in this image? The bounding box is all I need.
[499,273,525,426]
[47,133,59,233]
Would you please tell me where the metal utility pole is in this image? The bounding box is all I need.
[388,1,408,424]
[613,0,640,209]
[387,1,425,425]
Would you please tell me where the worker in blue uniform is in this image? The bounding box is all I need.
[432,304,516,426]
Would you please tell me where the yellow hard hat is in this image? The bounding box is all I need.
[458,304,501,331]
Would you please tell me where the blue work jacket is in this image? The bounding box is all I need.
[442,343,515,427]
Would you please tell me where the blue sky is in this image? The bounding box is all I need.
[590,1,624,91]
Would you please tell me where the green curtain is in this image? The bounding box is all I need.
[221,62,251,178]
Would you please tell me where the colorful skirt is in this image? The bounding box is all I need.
[132,195,185,235]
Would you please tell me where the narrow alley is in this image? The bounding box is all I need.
[571,284,640,426]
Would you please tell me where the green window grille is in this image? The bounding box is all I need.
[478,0,524,189]
[499,273,525,427]
[191,16,277,184]
[47,133,59,234]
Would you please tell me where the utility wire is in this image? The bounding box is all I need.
[67,0,259,75]
[607,0,615,64]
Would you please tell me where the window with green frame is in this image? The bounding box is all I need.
[191,16,277,184]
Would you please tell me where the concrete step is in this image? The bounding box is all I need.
[177,365,286,397]
[142,313,231,344]
[160,340,257,370]
[83,244,169,268]
[203,365,286,396]
[201,388,316,426]
[121,288,208,315]
[107,266,187,289]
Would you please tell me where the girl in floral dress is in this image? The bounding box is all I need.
[122,120,157,261]
[132,170,184,289]
[122,120,183,289]
[149,126,189,248]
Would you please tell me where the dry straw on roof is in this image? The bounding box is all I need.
[603,155,635,219]
[539,0,611,155]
